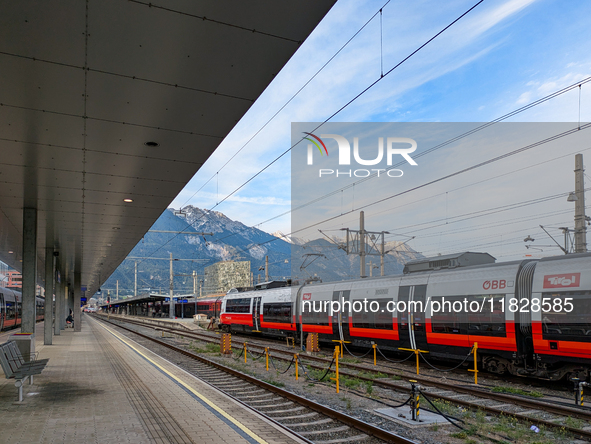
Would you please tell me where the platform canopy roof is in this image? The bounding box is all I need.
[0,0,335,295]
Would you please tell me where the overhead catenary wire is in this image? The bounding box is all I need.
[139,1,485,264]
[178,1,392,210]
[191,96,591,260]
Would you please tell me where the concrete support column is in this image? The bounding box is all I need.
[54,275,62,335]
[74,271,81,332]
[62,285,68,330]
[21,208,37,335]
[44,247,54,345]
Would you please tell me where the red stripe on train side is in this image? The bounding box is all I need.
[425,320,517,351]
[532,320,591,358]
[220,313,253,327]
[299,315,332,334]
[349,327,399,340]
[260,315,296,331]
[302,324,333,334]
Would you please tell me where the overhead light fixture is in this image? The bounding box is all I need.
[8,250,13,254]
[123,198,133,203]
[144,141,160,147]
[567,192,578,202]
[112,227,120,230]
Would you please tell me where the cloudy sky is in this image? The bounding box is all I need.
[170,0,591,262]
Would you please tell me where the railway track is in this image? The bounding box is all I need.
[92,315,416,444]
[97,314,591,441]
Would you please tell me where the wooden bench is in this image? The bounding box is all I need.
[0,341,49,402]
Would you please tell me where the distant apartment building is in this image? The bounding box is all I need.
[203,260,251,295]
[5,270,22,289]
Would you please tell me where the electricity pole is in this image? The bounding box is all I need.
[134,261,137,297]
[574,153,588,253]
[333,211,390,278]
[169,253,174,319]
[359,211,366,278]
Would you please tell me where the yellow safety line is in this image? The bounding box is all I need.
[99,322,269,444]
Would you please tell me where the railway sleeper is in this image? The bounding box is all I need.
[278,412,319,421]
[299,426,350,436]
[288,418,334,427]
[315,434,370,444]
[256,401,294,409]
[246,397,285,404]
[265,406,306,414]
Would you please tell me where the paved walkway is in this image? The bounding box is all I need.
[0,315,306,444]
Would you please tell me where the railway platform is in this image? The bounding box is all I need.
[0,314,308,444]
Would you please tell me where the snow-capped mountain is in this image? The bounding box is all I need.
[102,207,423,294]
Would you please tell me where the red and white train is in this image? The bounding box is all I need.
[220,252,591,381]
[0,288,45,331]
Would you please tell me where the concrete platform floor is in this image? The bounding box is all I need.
[0,314,307,444]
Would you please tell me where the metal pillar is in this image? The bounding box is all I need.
[265,255,269,282]
[21,208,37,335]
[44,247,54,345]
[169,252,175,319]
[574,154,587,253]
[134,261,137,297]
[74,271,81,331]
[380,235,385,276]
[54,272,62,335]
[359,211,366,278]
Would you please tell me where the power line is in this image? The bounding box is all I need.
[140,1,484,264]
[179,1,392,209]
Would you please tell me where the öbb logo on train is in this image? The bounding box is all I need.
[482,280,506,290]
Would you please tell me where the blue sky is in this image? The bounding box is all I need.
[170,0,591,261]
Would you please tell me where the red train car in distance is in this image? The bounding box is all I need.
[195,294,224,319]
[0,287,45,331]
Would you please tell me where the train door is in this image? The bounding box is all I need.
[252,297,262,331]
[332,290,351,341]
[0,293,4,330]
[397,285,428,350]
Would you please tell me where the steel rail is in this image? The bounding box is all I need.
[101,315,591,421]
[95,315,416,444]
[98,315,591,439]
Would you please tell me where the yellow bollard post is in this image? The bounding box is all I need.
[398,348,428,376]
[335,346,339,393]
[244,342,247,364]
[373,343,377,366]
[468,342,479,384]
[265,347,269,371]
[295,354,298,381]
[474,342,478,385]
[330,346,340,393]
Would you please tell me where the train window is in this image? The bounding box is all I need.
[6,300,15,320]
[467,294,506,337]
[430,296,465,334]
[542,291,591,342]
[262,303,291,323]
[225,298,252,313]
[351,299,393,330]
[302,301,330,326]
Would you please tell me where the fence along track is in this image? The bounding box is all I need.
[94,315,416,444]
